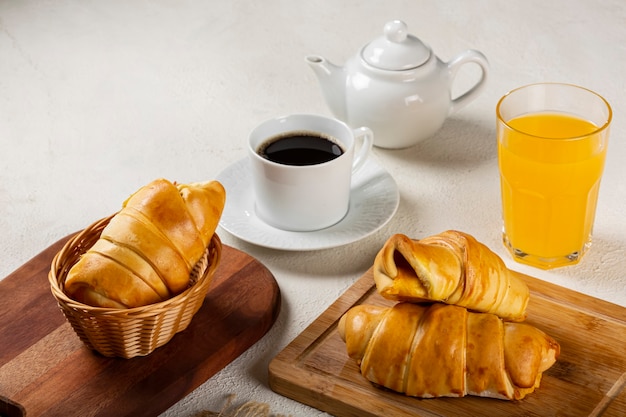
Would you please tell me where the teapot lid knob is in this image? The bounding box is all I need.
[361,20,431,71]
[384,20,408,43]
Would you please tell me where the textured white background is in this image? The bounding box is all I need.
[1,1,624,416]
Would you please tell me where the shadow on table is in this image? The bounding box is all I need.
[381,115,496,167]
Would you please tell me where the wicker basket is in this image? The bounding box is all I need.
[49,214,222,359]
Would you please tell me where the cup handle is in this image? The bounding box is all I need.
[447,50,490,115]
[351,127,374,174]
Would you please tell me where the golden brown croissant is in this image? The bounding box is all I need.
[338,303,560,400]
[373,231,530,321]
[64,178,226,308]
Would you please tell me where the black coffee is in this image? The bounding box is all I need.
[258,131,344,166]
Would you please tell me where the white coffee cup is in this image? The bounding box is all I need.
[248,114,373,232]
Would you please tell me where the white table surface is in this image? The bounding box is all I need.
[1,1,624,416]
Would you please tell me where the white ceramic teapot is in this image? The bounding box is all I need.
[306,20,489,149]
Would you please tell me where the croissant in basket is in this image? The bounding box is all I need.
[338,303,560,400]
[64,178,226,308]
[373,231,529,321]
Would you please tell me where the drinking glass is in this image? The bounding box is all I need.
[496,83,612,269]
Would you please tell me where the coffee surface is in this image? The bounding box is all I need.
[259,132,343,166]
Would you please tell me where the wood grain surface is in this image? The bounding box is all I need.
[0,233,281,417]
[269,268,626,417]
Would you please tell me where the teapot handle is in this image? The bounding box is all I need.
[447,50,490,115]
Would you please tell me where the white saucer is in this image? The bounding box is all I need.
[215,157,399,251]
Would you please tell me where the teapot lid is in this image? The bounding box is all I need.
[361,20,431,70]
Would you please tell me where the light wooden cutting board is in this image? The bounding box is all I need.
[269,268,626,417]
[0,233,281,417]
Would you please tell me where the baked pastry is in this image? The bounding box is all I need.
[338,302,560,400]
[373,231,529,321]
[64,178,226,308]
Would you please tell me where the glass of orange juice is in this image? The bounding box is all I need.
[496,83,612,269]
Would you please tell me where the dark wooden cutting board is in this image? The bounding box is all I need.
[269,268,626,417]
[0,233,281,417]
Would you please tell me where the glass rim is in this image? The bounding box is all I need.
[496,82,613,141]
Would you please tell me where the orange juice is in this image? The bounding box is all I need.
[498,112,608,268]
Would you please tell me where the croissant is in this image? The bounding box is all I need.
[64,178,226,308]
[338,303,560,400]
[373,231,529,321]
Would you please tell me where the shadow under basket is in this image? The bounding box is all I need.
[48,215,222,359]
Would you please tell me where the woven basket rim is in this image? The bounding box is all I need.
[49,214,221,315]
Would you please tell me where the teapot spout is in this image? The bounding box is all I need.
[305,55,347,121]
